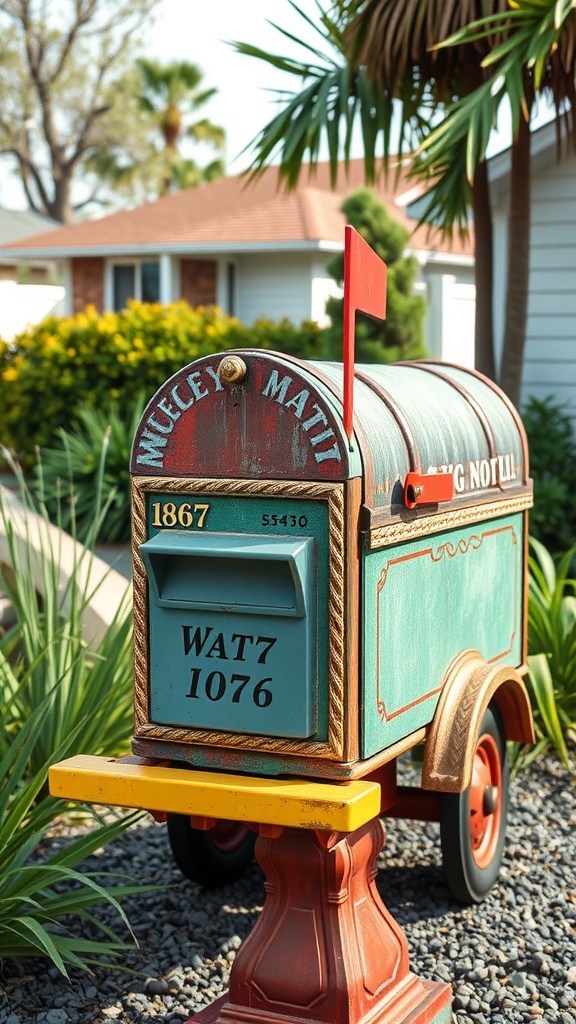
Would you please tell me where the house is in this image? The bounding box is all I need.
[0,207,64,340]
[0,206,60,282]
[404,119,576,412]
[487,120,576,413]
[0,162,475,362]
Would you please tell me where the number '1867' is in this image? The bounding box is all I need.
[152,501,209,528]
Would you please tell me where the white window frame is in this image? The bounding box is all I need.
[105,257,162,311]
[217,258,238,317]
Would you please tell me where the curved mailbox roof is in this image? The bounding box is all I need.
[131,352,530,523]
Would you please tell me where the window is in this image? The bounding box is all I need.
[112,261,160,310]
[141,262,160,303]
[113,265,135,311]
[226,261,236,317]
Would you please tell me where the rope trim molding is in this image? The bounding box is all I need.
[369,493,532,549]
[131,477,346,760]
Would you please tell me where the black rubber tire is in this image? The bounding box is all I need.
[166,814,256,888]
[440,704,509,904]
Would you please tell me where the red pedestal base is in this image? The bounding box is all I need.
[192,818,453,1024]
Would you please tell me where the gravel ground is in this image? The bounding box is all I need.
[0,754,574,1024]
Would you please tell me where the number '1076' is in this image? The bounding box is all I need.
[187,668,273,707]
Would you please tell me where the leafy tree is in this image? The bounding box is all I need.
[236,0,576,406]
[340,0,509,385]
[323,188,427,363]
[135,58,225,195]
[236,1,501,381]
[521,395,576,554]
[87,58,226,201]
[0,0,159,223]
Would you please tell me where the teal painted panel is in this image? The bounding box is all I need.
[361,513,524,756]
[144,493,330,741]
[142,533,316,737]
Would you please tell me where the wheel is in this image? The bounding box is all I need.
[166,815,256,888]
[440,704,509,904]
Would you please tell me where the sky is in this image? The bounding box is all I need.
[0,0,329,208]
[148,0,328,172]
[0,0,535,212]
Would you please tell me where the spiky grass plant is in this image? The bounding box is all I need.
[0,455,133,780]
[0,694,147,973]
[526,537,576,768]
[0,454,153,973]
[32,396,146,544]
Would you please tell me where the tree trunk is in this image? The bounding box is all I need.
[499,113,531,408]
[462,60,496,383]
[50,174,74,224]
[472,159,496,382]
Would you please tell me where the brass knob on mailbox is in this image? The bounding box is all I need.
[219,355,247,385]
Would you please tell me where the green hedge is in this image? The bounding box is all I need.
[0,302,323,466]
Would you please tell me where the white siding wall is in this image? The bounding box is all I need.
[236,251,475,363]
[237,252,319,325]
[423,270,475,365]
[311,257,341,327]
[494,149,576,414]
[0,281,65,340]
[522,154,576,414]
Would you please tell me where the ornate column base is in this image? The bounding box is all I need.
[192,818,453,1024]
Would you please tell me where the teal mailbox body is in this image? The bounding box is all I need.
[130,352,534,782]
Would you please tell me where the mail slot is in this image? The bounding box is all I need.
[129,345,534,785]
[139,532,316,738]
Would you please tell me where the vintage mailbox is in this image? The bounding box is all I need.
[129,353,534,787]
[49,231,536,1024]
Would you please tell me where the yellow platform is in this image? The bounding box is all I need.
[49,755,381,832]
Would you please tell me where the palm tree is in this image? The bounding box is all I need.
[237,0,576,406]
[237,1,506,381]
[345,0,517,384]
[136,58,225,194]
[414,0,576,404]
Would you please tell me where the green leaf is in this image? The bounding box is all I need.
[3,917,68,976]
[527,653,570,765]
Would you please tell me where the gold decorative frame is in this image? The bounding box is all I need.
[131,477,346,760]
[369,492,533,549]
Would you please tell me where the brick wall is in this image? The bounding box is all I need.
[72,256,104,313]
[0,263,51,284]
[180,259,217,307]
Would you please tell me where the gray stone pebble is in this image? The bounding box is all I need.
[0,753,574,1024]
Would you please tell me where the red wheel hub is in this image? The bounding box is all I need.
[209,820,251,854]
[469,732,502,869]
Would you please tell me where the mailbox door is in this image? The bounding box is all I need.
[140,531,316,738]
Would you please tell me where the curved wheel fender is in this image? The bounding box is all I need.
[422,649,535,793]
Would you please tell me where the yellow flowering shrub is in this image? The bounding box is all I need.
[0,302,323,466]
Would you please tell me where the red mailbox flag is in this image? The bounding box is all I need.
[343,225,387,441]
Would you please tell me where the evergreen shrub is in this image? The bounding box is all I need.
[323,188,427,363]
[522,394,576,553]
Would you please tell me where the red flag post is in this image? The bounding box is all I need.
[343,225,387,441]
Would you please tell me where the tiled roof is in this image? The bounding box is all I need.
[1,161,473,257]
